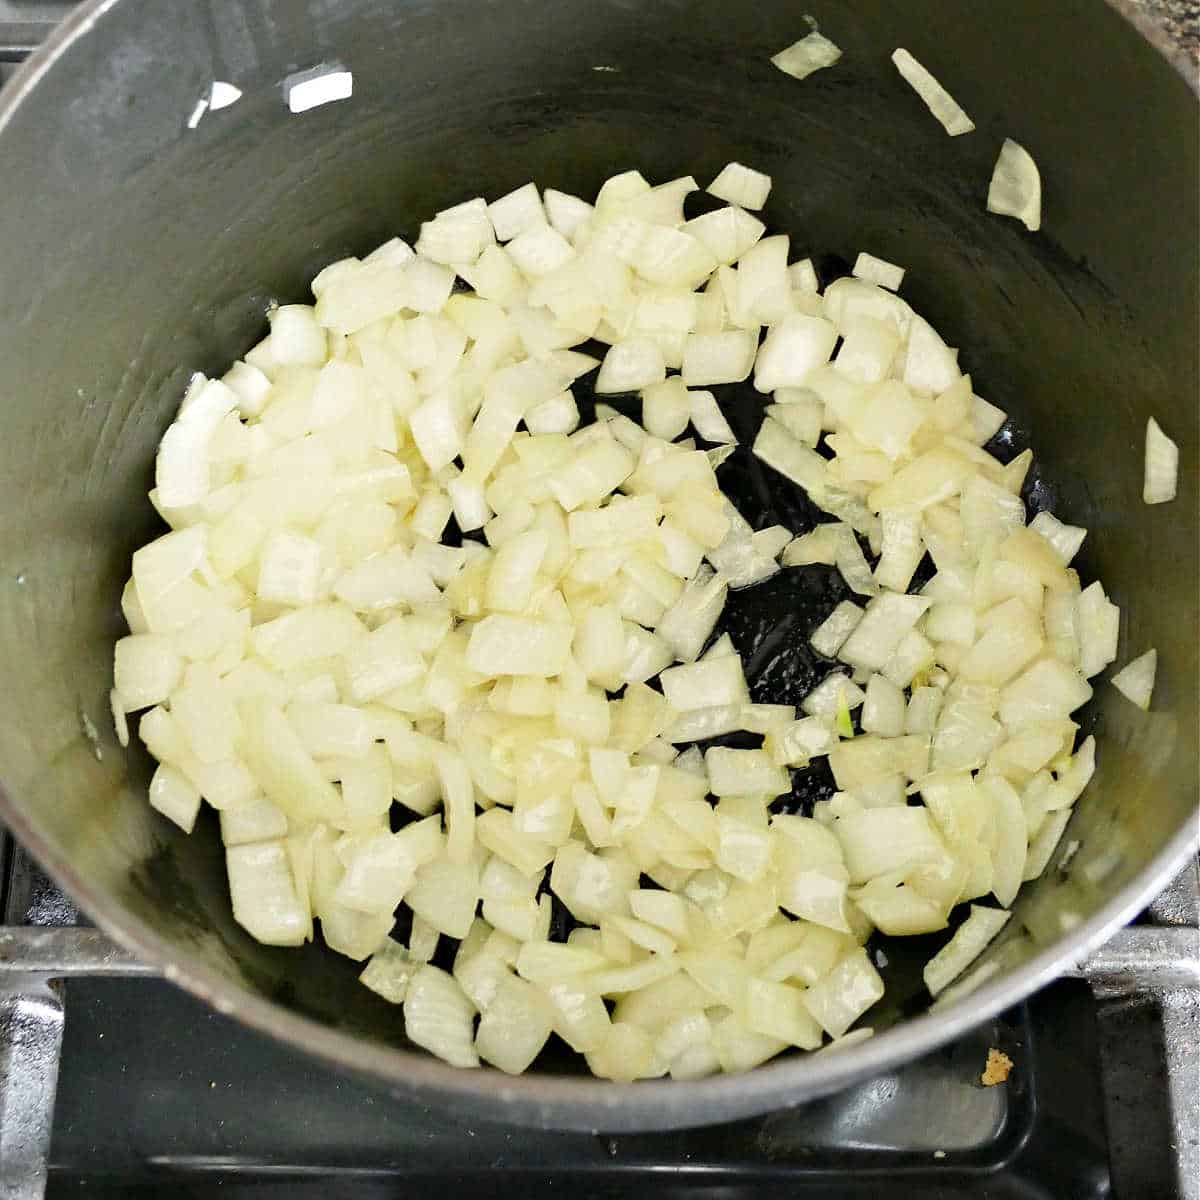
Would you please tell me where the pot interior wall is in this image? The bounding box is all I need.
[0,0,1194,1103]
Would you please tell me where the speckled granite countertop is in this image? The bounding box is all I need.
[1121,0,1200,78]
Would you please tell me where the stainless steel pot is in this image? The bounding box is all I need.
[0,0,1195,1132]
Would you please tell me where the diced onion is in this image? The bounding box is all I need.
[852,252,905,292]
[1144,417,1178,504]
[891,49,975,137]
[405,964,480,1068]
[922,905,1010,996]
[706,162,772,211]
[1110,648,1156,710]
[987,138,1042,232]
[118,163,1127,1084]
[771,32,843,81]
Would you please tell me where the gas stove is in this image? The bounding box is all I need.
[2,832,1195,1199]
[1,6,1197,1198]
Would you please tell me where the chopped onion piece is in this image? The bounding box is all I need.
[476,975,554,1074]
[833,807,945,884]
[466,615,573,678]
[801,948,884,1039]
[767,717,838,767]
[642,378,691,440]
[706,746,790,798]
[771,32,843,81]
[682,331,758,386]
[595,338,667,394]
[861,674,906,738]
[660,655,748,712]
[1029,510,1086,564]
[1110,648,1156,710]
[360,940,417,1004]
[754,314,839,393]
[802,672,865,720]
[487,182,547,242]
[405,964,479,1068]
[684,206,766,266]
[1023,809,1073,882]
[1077,581,1120,680]
[1143,417,1178,504]
[987,138,1041,232]
[226,840,309,947]
[688,390,737,444]
[149,764,201,833]
[752,417,830,497]
[810,600,864,658]
[852,252,905,292]
[923,905,1011,996]
[891,49,975,137]
[706,162,772,211]
[544,188,594,239]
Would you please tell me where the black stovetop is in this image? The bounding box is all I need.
[48,972,1109,1199]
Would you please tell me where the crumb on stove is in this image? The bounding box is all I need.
[981,1047,1014,1086]
[934,1150,946,1159]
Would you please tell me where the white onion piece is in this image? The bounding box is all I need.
[156,378,238,508]
[487,182,546,242]
[405,964,480,1068]
[114,634,184,712]
[801,948,884,1039]
[688,390,737,444]
[987,138,1042,232]
[684,206,766,266]
[506,225,575,277]
[595,338,667,394]
[706,162,772,211]
[148,764,201,833]
[1110,648,1156,710]
[771,32,843,81]
[891,49,975,137]
[681,331,757,386]
[980,774,1027,906]
[802,672,865,720]
[839,593,931,673]
[544,188,594,239]
[1029,510,1086,564]
[922,904,1010,996]
[861,674,906,738]
[705,747,790,798]
[467,615,573,678]
[767,717,838,767]
[1143,417,1178,504]
[754,315,839,393]
[226,840,310,946]
[752,417,830,497]
[1023,808,1073,883]
[642,378,692,440]
[660,655,748,712]
[852,252,905,292]
[834,526,879,598]
[810,600,864,658]
[1077,581,1120,680]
